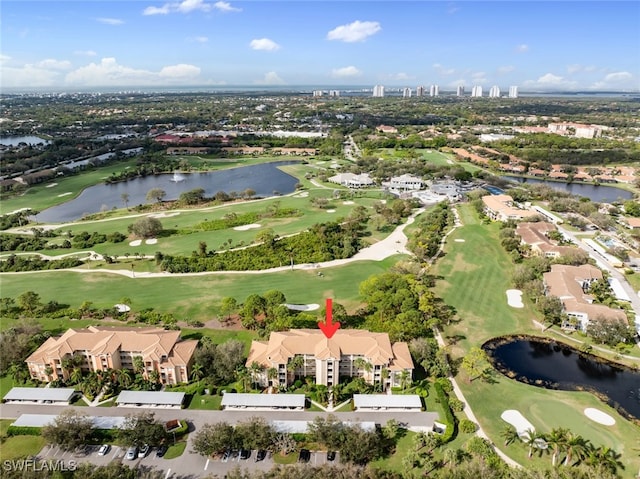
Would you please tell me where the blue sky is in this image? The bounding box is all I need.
[1,1,639,91]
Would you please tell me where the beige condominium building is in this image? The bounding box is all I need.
[482,194,539,222]
[246,329,414,389]
[26,326,198,385]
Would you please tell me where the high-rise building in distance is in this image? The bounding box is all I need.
[456,85,465,97]
[489,85,501,98]
[402,87,412,98]
[328,90,340,97]
[471,85,483,97]
[508,86,518,98]
[416,86,425,97]
[372,85,385,97]
[312,90,324,97]
[429,85,439,97]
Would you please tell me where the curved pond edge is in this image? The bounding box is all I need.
[482,334,640,426]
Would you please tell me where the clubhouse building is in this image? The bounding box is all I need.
[246,329,414,389]
[26,326,198,385]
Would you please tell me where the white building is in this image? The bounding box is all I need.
[429,84,439,97]
[456,85,465,97]
[402,87,412,98]
[416,86,425,97]
[312,90,324,97]
[508,86,519,98]
[372,85,385,97]
[471,85,483,97]
[328,172,375,188]
[489,85,501,98]
[328,90,340,97]
[385,174,424,191]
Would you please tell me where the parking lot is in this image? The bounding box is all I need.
[36,444,339,477]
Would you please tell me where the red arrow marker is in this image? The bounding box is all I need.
[318,298,340,339]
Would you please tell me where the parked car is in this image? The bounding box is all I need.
[156,445,167,458]
[97,445,111,456]
[239,449,251,460]
[222,450,231,463]
[138,444,150,458]
[298,449,311,463]
[327,451,336,462]
[125,447,138,460]
[255,450,267,462]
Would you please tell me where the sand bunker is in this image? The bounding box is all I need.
[294,192,309,198]
[584,408,615,426]
[57,192,73,197]
[233,223,261,231]
[46,183,58,188]
[506,289,524,308]
[343,201,355,205]
[326,209,336,213]
[129,240,142,246]
[454,239,465,243]
[285,304,320,311]
[146,238,158,245]
[501,410,536,440]
[150,212,180,218]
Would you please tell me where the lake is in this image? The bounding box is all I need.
[35,161,300,223]
[484,337,640,420]
[503,175,634,203]
[0,135,50,147]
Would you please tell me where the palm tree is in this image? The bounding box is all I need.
[148,370,160,384]
[249,361,265,389]
[190,362,204,385]
[70,367,83,385]
[44,366,54,381]
[443,448,459,469]
[523,429,546,459]
[133,356,145,375]
[380,367,390,390]
[584,445,625,476]
[287,356,304,381]
[399,369,412,391]
[266,367,278,387]
[500,425,520,447]
[117,369,133,388]
[563,432,588,467]
[236,368,251,392]
[546,427,569,467]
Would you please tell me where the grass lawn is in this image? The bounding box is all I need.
[71,396,89,406]
[187,393,222,410]
[432,204,640,477]
[272,452,298,464]
[0,436,47,461]
[0,256,403,327]
[97,398,116,407]
[0,419,13,436]
[164,440,187,459]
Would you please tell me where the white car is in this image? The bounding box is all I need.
[125,446,138,460]
[97,444,110,456]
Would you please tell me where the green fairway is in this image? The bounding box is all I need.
[433,204,640,476]
[0,255,404,327]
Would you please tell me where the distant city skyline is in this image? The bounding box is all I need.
[1,1,639,91]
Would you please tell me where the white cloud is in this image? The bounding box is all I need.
[254,71,285,85]
[96,17,124,25]
[143,0,238,15]
[74,50,97,57]
[497,65,515,74]
[515,44,529,53]
[471,71,487,83]
[36,59,72,70]
[567,64,582,74]
[250,38,280,51]
[524,73,578,89]
[448,79,467,88]
[331,66,362,78]
[213,1,240,12]
[590,71,635,90]
[159,64,201,78]
[1,54,12,64]
[1,63,63,87]
[388,72,414,81]
[187,36,209,43]
[433,63,455,75]
[327,20,381,43]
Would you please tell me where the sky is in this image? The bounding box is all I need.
[1,1,639,91]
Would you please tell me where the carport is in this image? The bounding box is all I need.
[221,393,305,410]
[3,387,77,405]
[115,390,185,409]
[353,394,423,412]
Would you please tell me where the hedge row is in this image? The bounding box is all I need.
[433,382,458,443]
[7,426,41,436]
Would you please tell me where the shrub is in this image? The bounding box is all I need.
[434,377,453,393]
[7,426,41,436]
[449,398,465,412]
[459,419,477,434]
[433,382,457,443]
[293,379,303,389]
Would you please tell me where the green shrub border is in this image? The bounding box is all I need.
[433,382,458,443]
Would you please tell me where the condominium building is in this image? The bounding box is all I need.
[372,85,385,97]
[489,85,501,98]
[26,326,198,385]
[429,84,439,97]
[456,85,465,97]
[312,90,324,97]
[471,85,483,97]
[416,86,425,97]
[482,194,539,221]
[246,329,414,389]
[508,86,519,98]
[328,90,340,97]
[402,87,412,98]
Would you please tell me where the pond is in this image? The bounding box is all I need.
[484,336,640,421]
[35,161,300,223]
[0,135,50,147]
[502,175,634,203]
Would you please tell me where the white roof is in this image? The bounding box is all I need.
[116,390,185,406]
[271,420,376,434]
[4,387,76,402]
[11,414,127,429]
[353,394,422,409]
[221,393,305,408]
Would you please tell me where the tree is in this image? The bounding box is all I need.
[118,412,167,448]
[192,422,235,456]
[307,415,346,450]
[546,427,568,467]
[42,409,94,451]
[191,362,204,385]
[129,217,163,239]
[121,193,130,209]
[17,291,41,315]
[219,297,238,323]
[146,188,166,204]
[273,433,296,455]
[563,432,588,466]
[340,425,385,465]
[461,347,489,382]
[501,425,520,447]
[133,356,145,374]
[398,369,412,391]
[234,416,275,450]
